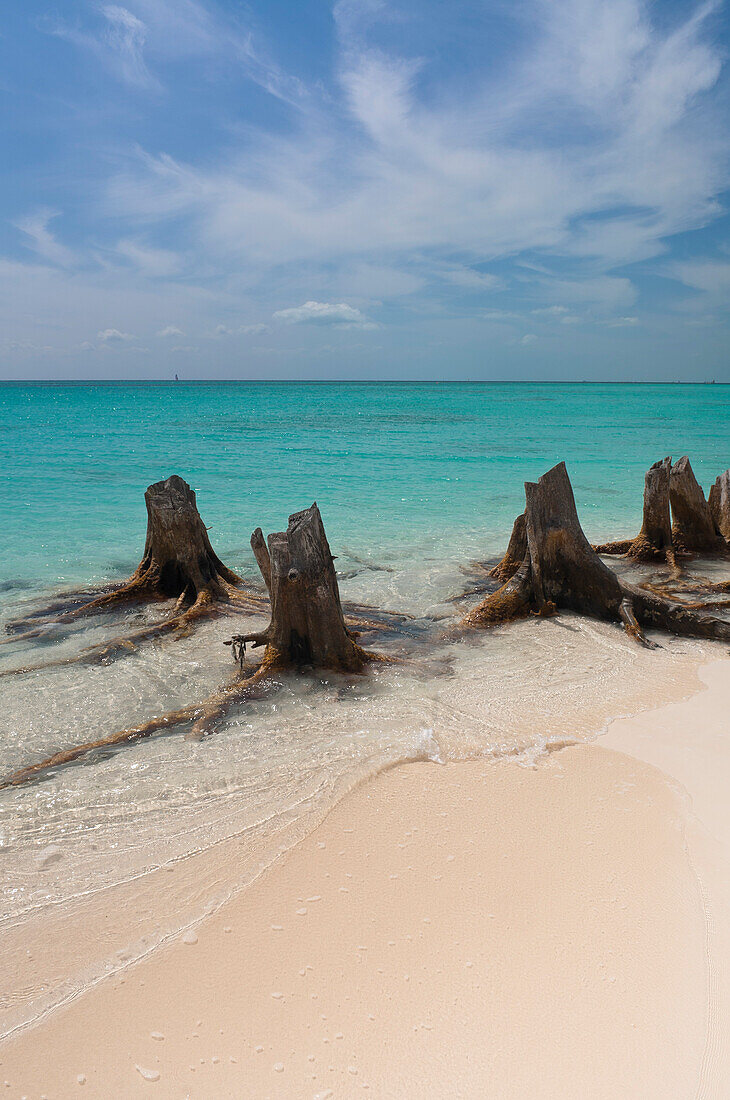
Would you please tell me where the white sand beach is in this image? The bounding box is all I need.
[2,658,728,1099]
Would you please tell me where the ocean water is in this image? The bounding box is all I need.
[1,381,729,1036]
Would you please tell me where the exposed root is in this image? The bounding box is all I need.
[460,557,536,628]
[0,585,268,679]
[0,663,275,789]
[593,539,633,556]
[618,597,657,649]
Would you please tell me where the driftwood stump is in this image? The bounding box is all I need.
[488,513,527,583]
[2,505,382,788]
[594,457,673,562]
[709,470,730,544]
[71,474,242,613]
[463,462,730,645]
[1,476,263,675]
[230,504,369,673]
[670,457,725,556]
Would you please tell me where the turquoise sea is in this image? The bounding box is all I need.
[2,381,729,594]
[1,381,729,1039]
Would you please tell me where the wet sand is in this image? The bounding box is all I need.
[3,660,729,1097]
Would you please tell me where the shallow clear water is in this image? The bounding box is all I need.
[1,381,728,1036]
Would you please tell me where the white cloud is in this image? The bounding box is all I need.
[521,333,538,345]
[100,5,151,85]
[238,323,269,335]
[273,300,375,328]
[156,325,185,337]
[670,259,730,296]
[104,0,726,306]
[52,5,156,89]
[52,0,305,104]
[97,328,135,342]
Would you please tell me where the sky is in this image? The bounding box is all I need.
[1,0,729,381]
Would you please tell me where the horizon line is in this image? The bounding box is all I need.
[0,378,728,387]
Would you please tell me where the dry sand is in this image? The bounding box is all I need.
[2,659,729,1098]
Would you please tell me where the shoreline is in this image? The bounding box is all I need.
[2,657,729,1097]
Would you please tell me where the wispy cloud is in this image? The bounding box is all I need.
[14,209,76,268]
[50,0,307,103]
[3,0,729,378]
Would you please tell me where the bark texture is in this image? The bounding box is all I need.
[488,513,527,583]
[593,457,673,562]
[709,470,730,544]
[231,504,370,673]
[670,456,726,555]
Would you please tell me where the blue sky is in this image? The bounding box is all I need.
[1,0,729,380]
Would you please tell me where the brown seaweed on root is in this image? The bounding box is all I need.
[0,476,266,675]
[460,462,730,648]
[1,503,389,790]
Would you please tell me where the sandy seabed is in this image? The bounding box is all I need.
[2,659,730,1099]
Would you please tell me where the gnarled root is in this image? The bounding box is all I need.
[461,556,536,628]
[0,587,268,679]
[0,662,274,789]
[618,597,656,649]
[593,539,634,556]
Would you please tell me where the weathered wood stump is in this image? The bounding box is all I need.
[488,513,527,583]
[709,470,730,544]
[594,457,674,562]
[72,474,243,613]
[670,457,726,555]
[232,504,369,672]
[1,476,263,675]
[1,505,383,788]
[463,462,730,646]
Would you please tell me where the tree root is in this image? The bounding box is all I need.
[0,661,276,789]
[0,587,268,679]
[0,639,396,789]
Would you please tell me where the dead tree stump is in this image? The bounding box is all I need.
[462,462,730,645]
[1,476,263,675]
[2,505,382,788]
[488,513,527,583]
[709,470,730,544]
[670,457,726,555]
[79,474,243,613]
[233,504,369,673]
[593,457,674,562]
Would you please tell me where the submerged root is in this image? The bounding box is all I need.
[0,662,274,789]
[0,585,268,679]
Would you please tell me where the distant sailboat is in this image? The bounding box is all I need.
[174,373,179,382]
